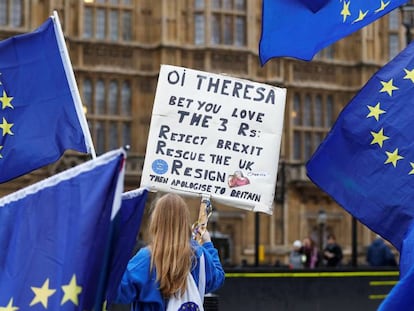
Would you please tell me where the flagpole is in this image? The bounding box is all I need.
[51,11,97,159]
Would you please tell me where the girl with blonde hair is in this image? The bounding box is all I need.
[114,193,225,310]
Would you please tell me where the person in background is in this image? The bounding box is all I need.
[289,240,304,269]
[302,237,320,269]
[367,235,397,267]
[113,193,225,310]
[323,234,343,267]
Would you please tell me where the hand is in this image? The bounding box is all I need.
[324,251,334,258]
[201,229,211,244]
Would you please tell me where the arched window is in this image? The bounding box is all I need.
[83,79,93,114]
[293,131,301,161]
[96,9,106,39]
[325,95,334,128]
[95,80,105,115]
[304,132,312,160]
[85,78,133,154]
[109,121,118,150]
[110,9,119,40]
[0,0,23,27]
[11,0,22,27]
[96,121,105,154]
[304,94,312,126]
[0,0,6,26]
[195,0,246,46]
[109,80,118,114]
[122,11,132,41]
[122,123,131,147]
[293,93,301,126]
[83,7,93,38]
[314,95,322,127]
[121,82,131,116]
[83,0,133,41]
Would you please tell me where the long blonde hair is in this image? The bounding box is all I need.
[148,193,193,298]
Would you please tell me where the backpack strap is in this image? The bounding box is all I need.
[198,253,206,300]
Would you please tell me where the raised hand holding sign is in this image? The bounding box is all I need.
[192,196,213,244]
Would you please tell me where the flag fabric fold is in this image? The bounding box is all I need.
[0,148,125,310]
[0,15,94,183]
[379,223,414,310]
[306,41,414,254]
[378,263,414,310]
[106,187,149,304]
[259,0,408,64]
[300,0,332,13]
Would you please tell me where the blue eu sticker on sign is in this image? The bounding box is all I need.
[152,159,168,175]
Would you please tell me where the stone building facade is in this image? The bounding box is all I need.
[0,0,409,266]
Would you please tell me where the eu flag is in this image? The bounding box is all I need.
[378,262,414,310]
[106,188,148,304]
[0,148,125,310]
[259,0,408,64]
[306,41,414,255]
[0,15,93,183]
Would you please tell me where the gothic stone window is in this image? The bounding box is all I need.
[194,0,246,47]
[82,78,132,155]
[83,0,133,41]
[0,0,23,27]
[292,93,335,162]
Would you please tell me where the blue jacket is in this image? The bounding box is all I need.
[114,240,225,310]
[367,238,397,267]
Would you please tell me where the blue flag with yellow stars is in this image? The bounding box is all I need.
[0,15,93,183]
[106,188,148,305]
[306,40,414,271]
[259,0,409,64]
[0,148,126,311]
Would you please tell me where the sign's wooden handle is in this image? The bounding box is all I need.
[192,196,212,244]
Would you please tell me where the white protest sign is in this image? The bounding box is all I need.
[140,65,286,214]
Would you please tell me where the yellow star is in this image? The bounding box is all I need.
[340,1,351,22]
[61,274,82,306]
[0,117,14,136]
[371,128,389,147]
[0,298,19,311]
[353,10,368,23]
[409,162,414,175]
[30,278,56,308]
[380,79,399,96]
[384,148,404,167]
[374,0,390,13]
[404,68,414,83]
[0,90,13,109]
[367,103,386,121]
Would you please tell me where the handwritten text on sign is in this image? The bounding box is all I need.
[140,65,286,214]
